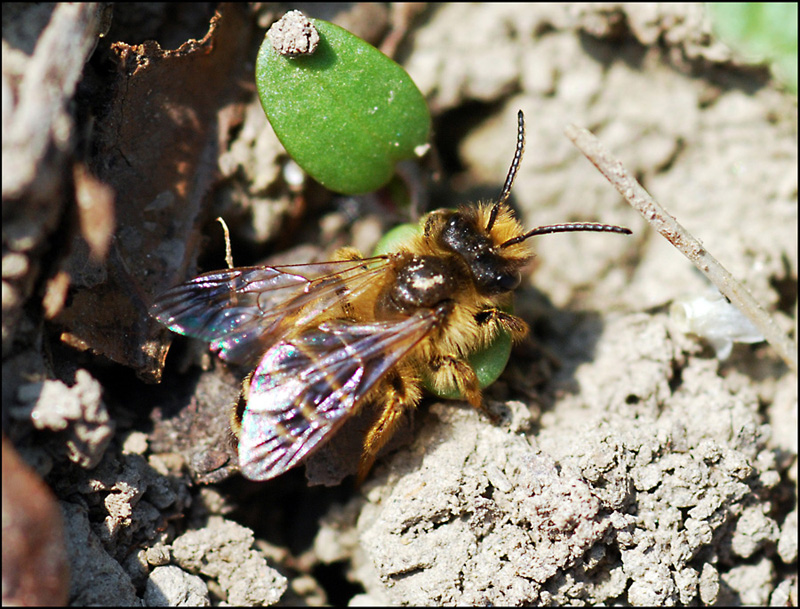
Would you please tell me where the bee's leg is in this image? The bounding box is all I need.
[229,372,253,439]
[426,354,500,420]
[428,354,481,407]
[327,247,367,319]
[332,246,365,261]
[474,309,529,342]
[358,367,421,483]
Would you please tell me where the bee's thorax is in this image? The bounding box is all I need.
[380,254,464,315]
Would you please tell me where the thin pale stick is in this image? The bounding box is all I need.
[564,123,796,371]
[217,217,234,270]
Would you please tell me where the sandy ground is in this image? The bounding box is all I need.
[3,4,796,606]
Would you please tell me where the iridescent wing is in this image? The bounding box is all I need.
[237,310,440,481]
[150,256,394,366]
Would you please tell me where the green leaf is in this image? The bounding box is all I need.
[708,3,798,92]
[256,17,431,194]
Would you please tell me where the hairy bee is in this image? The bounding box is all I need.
[151,111,631,483]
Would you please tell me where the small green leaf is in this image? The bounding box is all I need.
[708,3,798,92]
[256,16,431,194]
[374,222,514,399]
[426,324,513,400]
[372,222,421,256]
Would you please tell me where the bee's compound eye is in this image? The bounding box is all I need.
[496,269,521,292]
[472,254,521,294]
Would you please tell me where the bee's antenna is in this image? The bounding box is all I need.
[500,222,632,248]
[486,110,526,233]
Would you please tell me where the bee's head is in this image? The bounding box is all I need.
[430,110,631,296]
[433,205,526,295]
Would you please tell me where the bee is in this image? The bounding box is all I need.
[151,110,631,483]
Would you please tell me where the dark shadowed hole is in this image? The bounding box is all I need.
[313,561,365,605]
